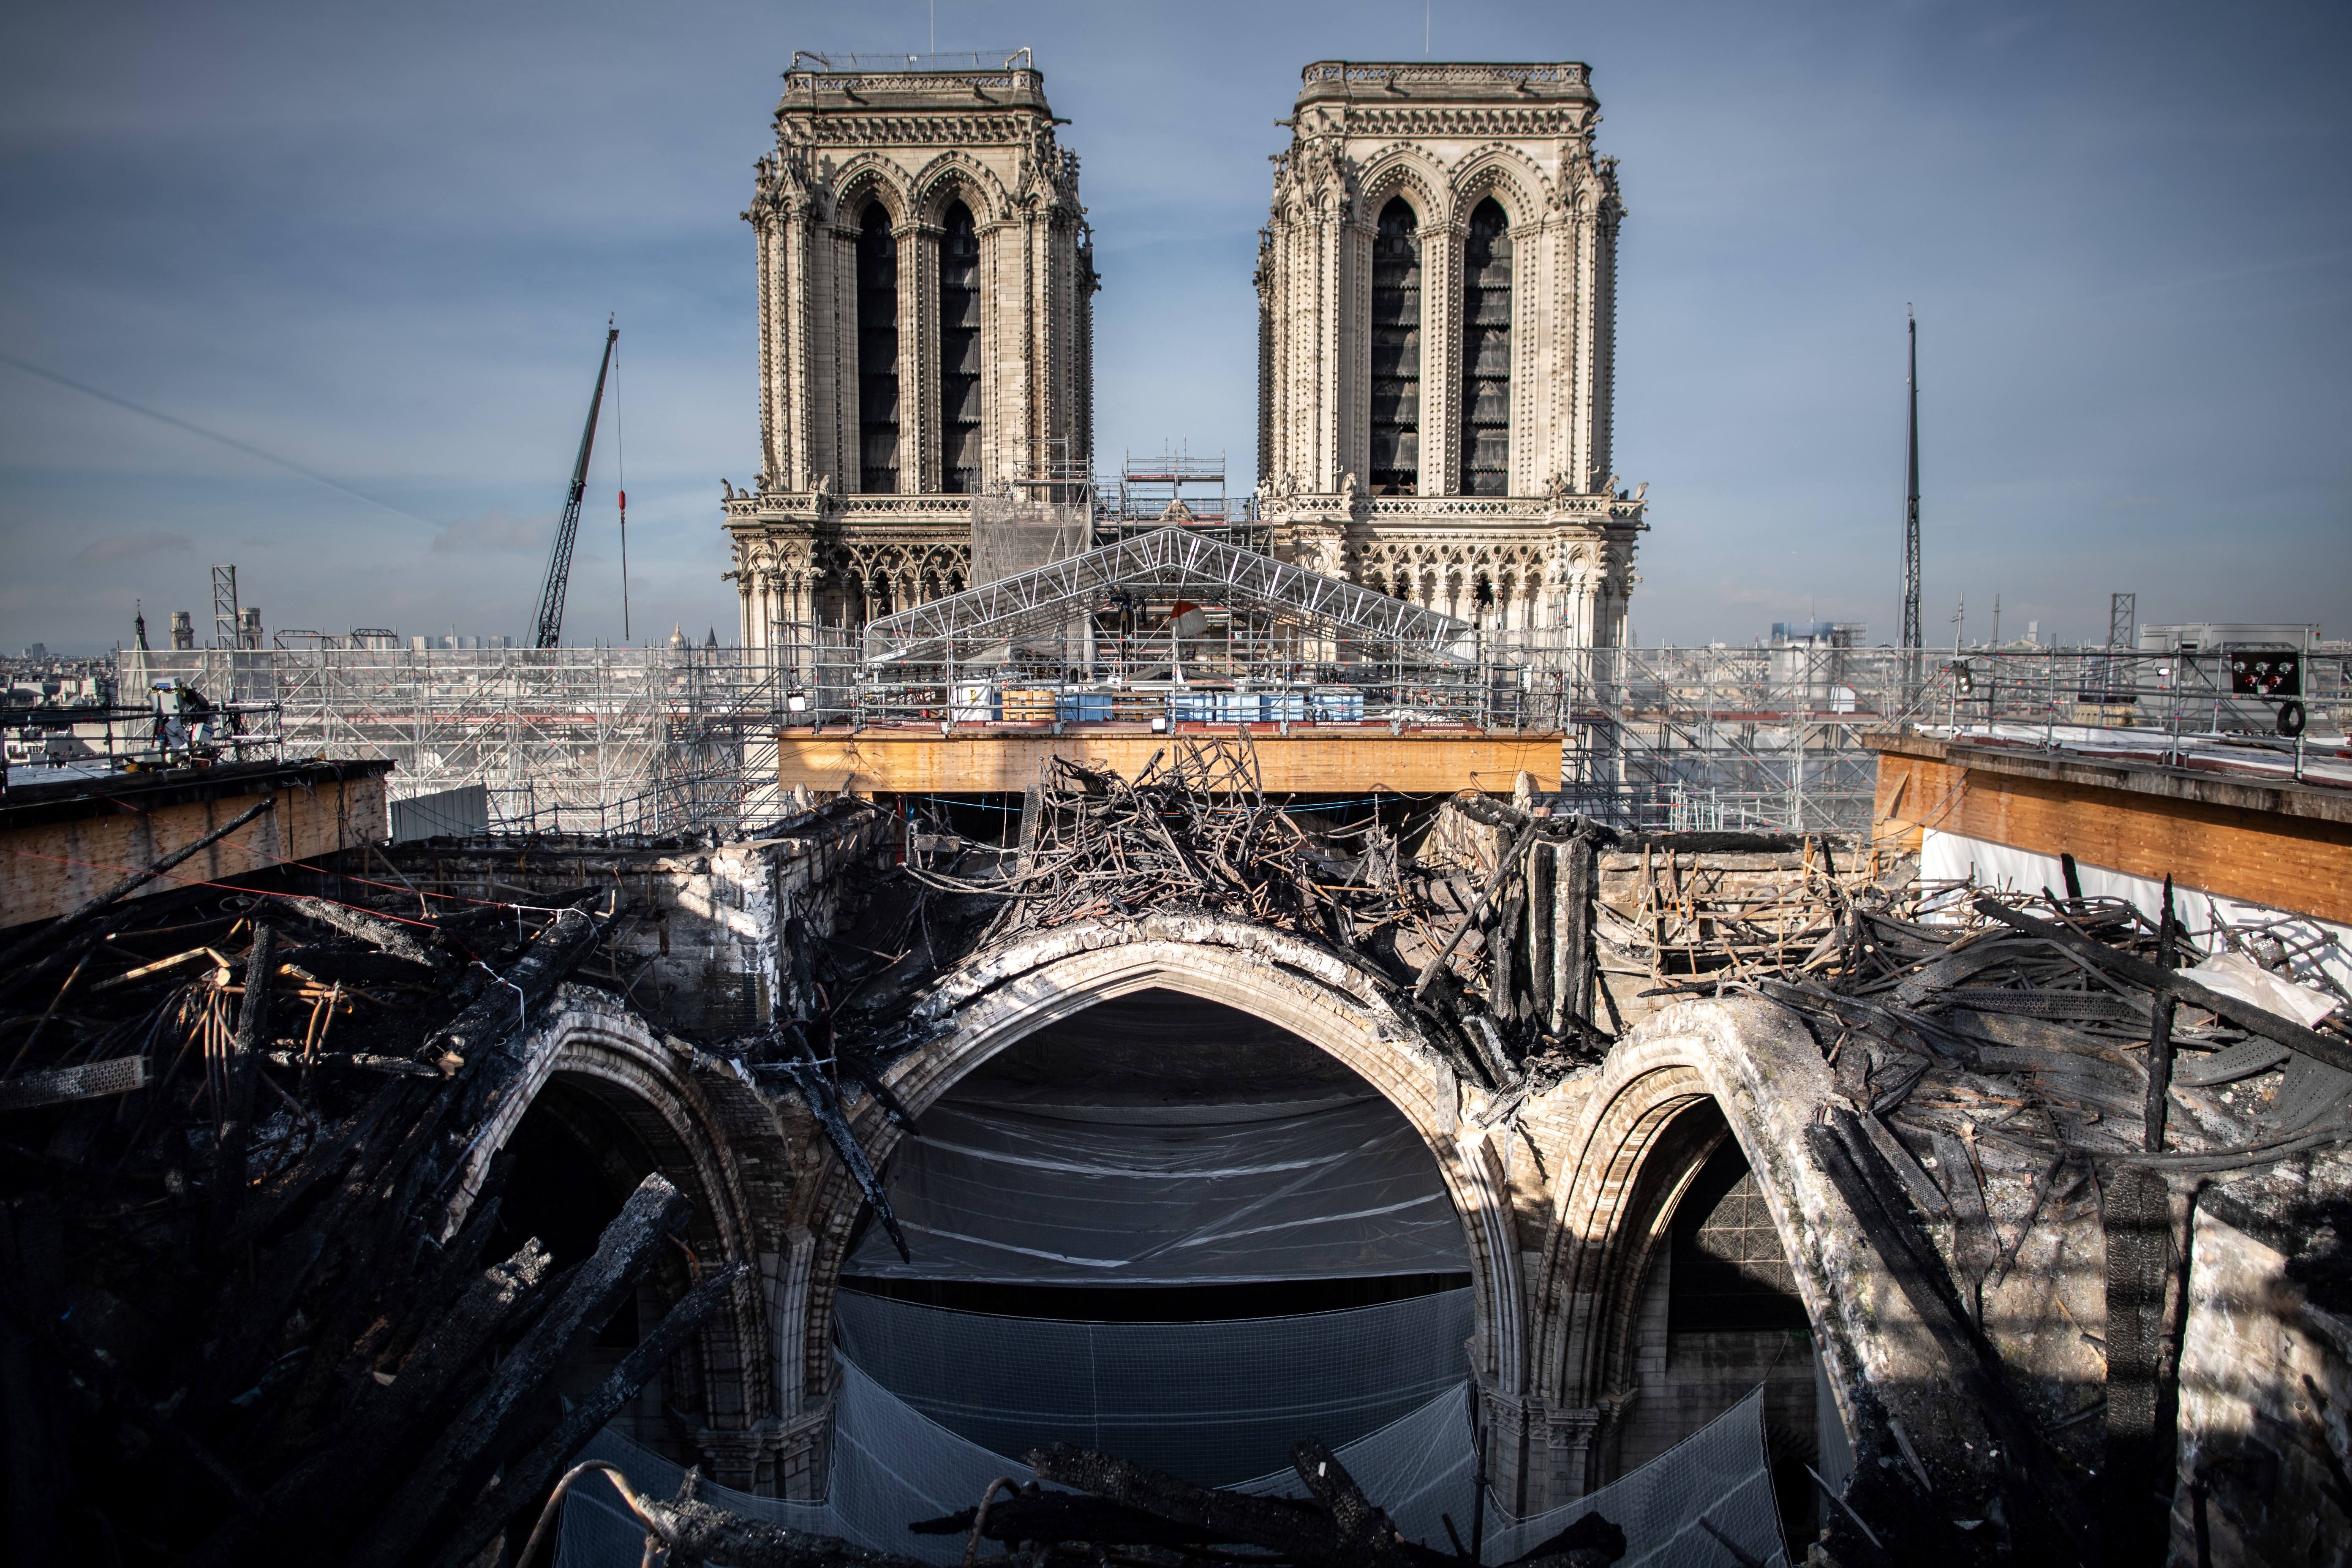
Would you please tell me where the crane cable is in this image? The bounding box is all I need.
[614,329,629,643]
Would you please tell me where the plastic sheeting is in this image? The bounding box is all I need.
[1481,1387,1789,1568]
[834,1287,1476,1483]
[843,1095,1471,1283]
[556,1369,1786,1568]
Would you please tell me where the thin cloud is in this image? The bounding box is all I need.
[430,506,552,555]
[73,531,192,566]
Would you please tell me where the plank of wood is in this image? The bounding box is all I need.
[0,771,389,931]
[176,1237,555,1568]
[427,1260,750,1568]
[776,730,1565,796]
[1878,755,2352,923]
[207,921,276,1252]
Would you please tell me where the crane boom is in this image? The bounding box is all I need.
[534,323,620,648]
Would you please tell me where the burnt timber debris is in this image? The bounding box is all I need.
[2,738,2348,1565]
[0,853,759,1566]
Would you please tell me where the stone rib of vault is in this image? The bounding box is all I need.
[859,525,1479,669]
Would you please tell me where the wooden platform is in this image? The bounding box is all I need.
[774,727,1565,797]
[1867,732,2352,923]
[2,760,394,930]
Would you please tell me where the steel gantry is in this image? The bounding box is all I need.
[858,526,1478,670]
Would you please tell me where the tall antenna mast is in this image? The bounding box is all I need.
[1901,309,1923,690]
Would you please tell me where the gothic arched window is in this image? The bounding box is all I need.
[1460,198,1512,496]
[856,204,900,494]
[1369,198,1421,495]
[939,201,982,495]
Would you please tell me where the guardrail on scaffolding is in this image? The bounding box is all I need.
[36,640,2332,844]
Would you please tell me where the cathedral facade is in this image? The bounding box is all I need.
[723,54,1644,654]
[1257,62,1645,646]
[723,52,1096,651]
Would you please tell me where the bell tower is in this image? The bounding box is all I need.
[1255,60,1646,646]
[724,51,1097,650]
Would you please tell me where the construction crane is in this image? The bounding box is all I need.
[534,321,619,649]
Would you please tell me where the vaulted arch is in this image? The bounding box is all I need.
[439,987,789,1490]
[828,157,913,228]
[1353,147,1449,231]
[1520,998,1886,1514]
[1444,147,1550,233]
[909,152,1010,229]
[795,917,1527,1420]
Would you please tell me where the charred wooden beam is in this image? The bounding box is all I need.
[762,1028,911,1263]
[1973,896,2352,1075]
[281,896,441,969]
[1288,1437,1433,1565]
[347,1172,696,1568]
[1025,1441,1342,1563]
[430,1260,751,1568]
[640,1496,931,1567]
[179,1236,554,1568]
[207,921,276,1252]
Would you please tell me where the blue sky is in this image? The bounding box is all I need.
[3,0,2346,653]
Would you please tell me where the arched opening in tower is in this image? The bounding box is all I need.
[1614,1104,1835,1544]
[837,988,1472,1484]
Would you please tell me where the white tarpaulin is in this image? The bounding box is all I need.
[844,1094,1470,1283]
[1920,828,2352,992]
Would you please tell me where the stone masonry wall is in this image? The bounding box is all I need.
[383,800,895,1043]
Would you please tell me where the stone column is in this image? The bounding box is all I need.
[774,1404,833,1501]
[1421,218,1463,498]
[781,202,814,491]
[696,1420,787,1495]
[1544,1405,1607,1509]
[898,215,940,495]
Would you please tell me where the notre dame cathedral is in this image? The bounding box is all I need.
[723,54,1645,653]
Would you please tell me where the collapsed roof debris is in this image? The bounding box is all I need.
[0,855,772,1566]
[8,730,2349,1567]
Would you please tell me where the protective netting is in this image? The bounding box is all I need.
[834,1288,1475,1483]
[557,1362,1786,1567]
[843,1096,1470,1283]
[1480,1386,1789,1568]
[968,497,1090,588]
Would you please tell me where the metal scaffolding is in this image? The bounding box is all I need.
[108,644,805,838]
[862,525,1475,669]
[72,632,2339,845]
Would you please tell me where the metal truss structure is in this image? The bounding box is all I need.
[860,526,1476,669]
